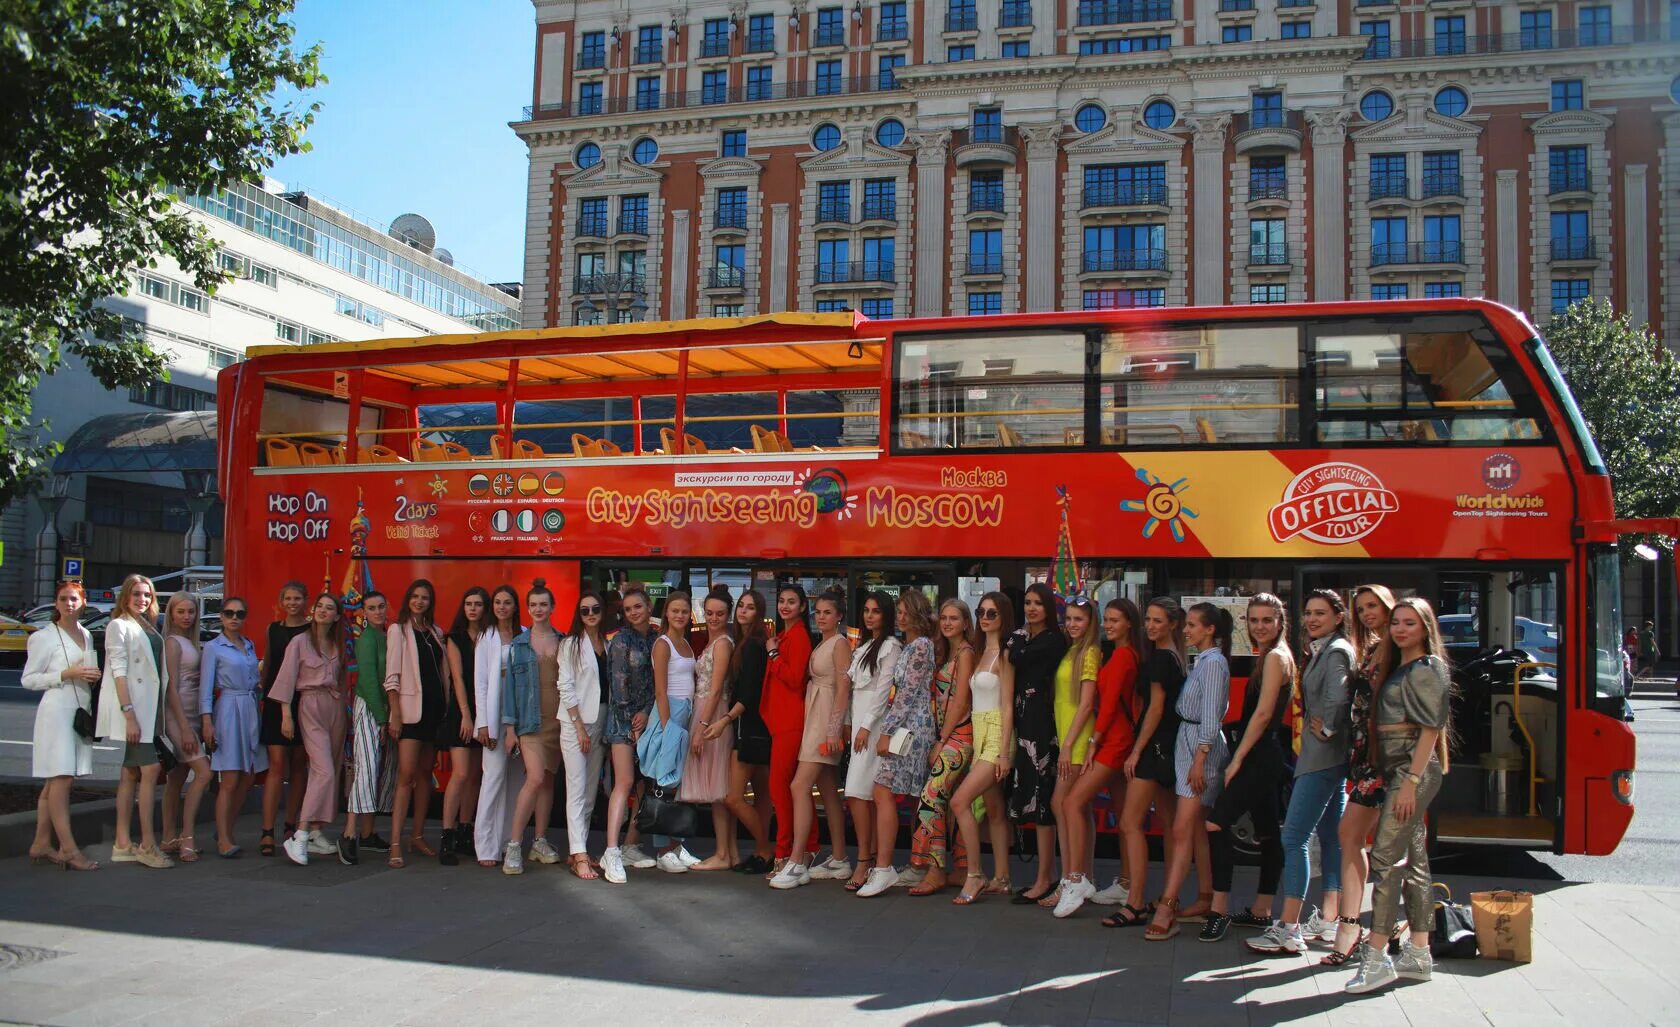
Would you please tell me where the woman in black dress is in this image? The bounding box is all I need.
[384,579,450,869]
[717,590,774,872]
[440,587,488,865]
[259,581,311,857]
[1007,582,1067,903]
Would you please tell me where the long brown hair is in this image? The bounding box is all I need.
[1062,596,1101,681]
[729,589,767,679]
[1352,584,1397,679]
[1391,595,1454,769]
[307,592,346,659]
[114,573,158,629]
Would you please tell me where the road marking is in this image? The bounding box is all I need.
[0,739,120,751]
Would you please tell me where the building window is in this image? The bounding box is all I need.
[1579,4,1611,45]
[1424,281,1462,298]
[1551,78,1583,111]
[1083,288,1165,309]
[861,297,894,319]
[1142,99,1176,129]
[863,237,895,279]
[1421,152,1460,197]
[722,129,747,157]
[1221,24,1252,42]
[1082,224,1166,271]
[815,299,850,312]
[1075,104,1107,134]
[1249,219,1286,264]
[948,43,976,60]
[1550,279,1590,313]
[1423,214,1461,262]
[746,65,774,101]
[702,69,728,104]
[1002,39,1030,57]
[968,229,1003,274]
[972,108,1002,143]
[863,178,897,220]
[879,0,908,39]
[1520,10,1553,49]
[948,0,979,31]
[1433,86,1468,117]
[1549,145,1589,193]
[632,138,659,165]
[1359,89,1394,121]
[577,197,608,236]
[635,76,661,111]
[130,380,214,412]
[579,31,606,68]
[1370,153,1407,199]
[878,54,905,89]
[635,25,664,64]
[576,142,601,168]
[1371,216,1407,264]
[1550,211,1591,260]
[1079,34,1170,53]
[876,118,905,147]
[713,244,745,288]
[968,292,1003,316]
[815,6,846,46]
[619,195,648,235]
[1359,20,1390,57]
[716,187,748,229]
[817,238,850,282]
[1433,15,1466,54]
[1001,0,1033,26]
[748,13,776,51]
[1083,163,1167,206]
[1251,90,1283,127]
[1281,19,1311,38]
[818,181,852,223]
[1372,283,1409,300]
[969,170,1005,212]
[1249,156,1285,200]
[135,273,209,313]
[703,18,731,56]
[815,59,843,95]
[1250,284,1287,304]
[813,124,842,151]
[578,81,603,115]
[714,303,744,317]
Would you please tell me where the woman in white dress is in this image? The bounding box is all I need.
[159,593,214,863]
[24,581,101,870]
[840,590,900,890]
[472,585,523,867]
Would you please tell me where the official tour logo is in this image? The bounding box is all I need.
[1267,461,1398,545]
[1481,453,1520,491]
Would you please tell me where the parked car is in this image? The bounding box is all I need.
[0,613,34,664]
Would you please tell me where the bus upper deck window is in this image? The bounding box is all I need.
[1100,324,1299,446]
[895,331,1084,449]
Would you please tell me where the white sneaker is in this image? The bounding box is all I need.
[675,844,703,868]
[656,850,689,874]
[856,866,899,897]
[769,860,812,889]
[1053,876,1098,919]
[620,843,656,869]
[1304,908,1338,945]
[807,856,853,880]
[1345,944,1398,994]
[601,847,627,884]
[1247,921,1307,955]
[282,830,310,866]
[502,840,524,875]
[894,864,928,888]
[307,830,336,855]
[528,837,561,865]
[1090,876,1130,906]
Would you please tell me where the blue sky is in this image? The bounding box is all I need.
[268,0,534,284]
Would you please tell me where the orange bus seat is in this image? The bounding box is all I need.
[683,433,707,454]
[571,433,599,457]
[899,429,932,448]
[365,444,406,464]
[750,425,783,453]
[297,442,334,467]
[596,438,623,457]
[264,439,302,467]
[330,444,346,464]
[995,422,1024,447]
[512,439,544,460]
[489,434,508,460]
[414,438,445,462]
[1195,417,1217,443]
[440,442,473,461]
[660,428,708,455]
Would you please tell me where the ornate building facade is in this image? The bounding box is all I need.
[513,0,1679,347]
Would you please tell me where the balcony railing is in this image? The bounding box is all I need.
[707,265,747,289]
[578,49,607,69]
[1421,172,1462,198]
[1082,248,1168,273]
[576,214,608,238]
[1076,0,1173,25]
[968,191,1005,213]
[878,19,909,39]
[1551,237,1596,260]
[1249,179,1288,201]
[575,272,647,294]
[701,38,731,57]
[946,10,979,31]
[617,213,649,235]
[523,73,902,120]
[634,43,664,64]
[971,122,1004,144]
[1549,169,1591,194]
[1081,181,1169,208]
[1369,173,1410,200]
[1000,4,1033,27]
[1219,0,1256,11]
[817,200,853,224]
[967,254,1003,274]
[814,26,846,46]
[1370,241,1463,266]
[715,208,748,230]
[1249,243,1290,265]
[1358,23,1667,59]
[1238,108,1302,133]
[817,260,896,283]
[861,198,897,221]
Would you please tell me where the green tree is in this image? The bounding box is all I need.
[0,0,321,507]
[1544,298,1680,546]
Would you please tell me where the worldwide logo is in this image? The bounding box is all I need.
[1481,452,1520,492]
[1267,461,1398,545]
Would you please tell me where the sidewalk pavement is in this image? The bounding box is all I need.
[1,815,1674,1026]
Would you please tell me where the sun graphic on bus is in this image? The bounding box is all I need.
[794,467,859,520]
[1120,467,1198,542]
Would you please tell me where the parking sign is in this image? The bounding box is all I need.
[62,557,83,580]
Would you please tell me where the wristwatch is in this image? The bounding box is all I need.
[1399,769,1422,784]
[121,703,134,713]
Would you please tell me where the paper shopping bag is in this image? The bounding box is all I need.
[1470,890,1534,963]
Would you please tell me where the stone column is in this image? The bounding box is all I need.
[1186,113,1230,307]
[769,203,790,312]
[1625,164,1649,329]
[670,209,691,320]
[520,153,561,327]
[1307,108,1351,302]
[1021,124,1061,312]
[913,131,951,317]
[1495,170,1519,308]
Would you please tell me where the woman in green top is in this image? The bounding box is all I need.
[341,592,394,862]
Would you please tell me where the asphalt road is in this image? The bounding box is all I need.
[4,669,1675,885]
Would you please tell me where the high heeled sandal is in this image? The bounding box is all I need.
[176,837,200,863]
[259,830,276,857]
[1145,896,1181,941]
[407,835,436,857]
[984,876,1012,895]
[63,851,100,872]
[951,873,989,905]
[27,846,60,867]
[1320,916,1367,967]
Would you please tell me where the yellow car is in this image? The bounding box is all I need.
[0,613,34,663]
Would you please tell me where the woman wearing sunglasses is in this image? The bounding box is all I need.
[950,592,1017,904]
[200,597,265,859]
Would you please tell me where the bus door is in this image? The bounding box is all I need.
[750,564,850,623]
[849,563,955,622]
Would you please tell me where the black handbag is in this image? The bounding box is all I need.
[1430,883,1479,959]
[635,783,698,837]
[154,733,179,774]
[58,627,100,742]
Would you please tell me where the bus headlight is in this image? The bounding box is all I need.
[1611,769,1635,805]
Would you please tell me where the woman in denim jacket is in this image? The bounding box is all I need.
[499,580,560,874]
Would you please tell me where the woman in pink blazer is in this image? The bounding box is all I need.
[382,579,451,869]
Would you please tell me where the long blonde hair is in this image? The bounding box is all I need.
[162,593,202,653]
[1390,595,1454,768]
[1064,597,1101,679]
[935,598,977,666]
[114,573,159,630]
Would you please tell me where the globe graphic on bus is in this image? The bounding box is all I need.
[801,468,848,515]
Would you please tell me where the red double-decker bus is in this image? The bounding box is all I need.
[219,299,1656,855]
